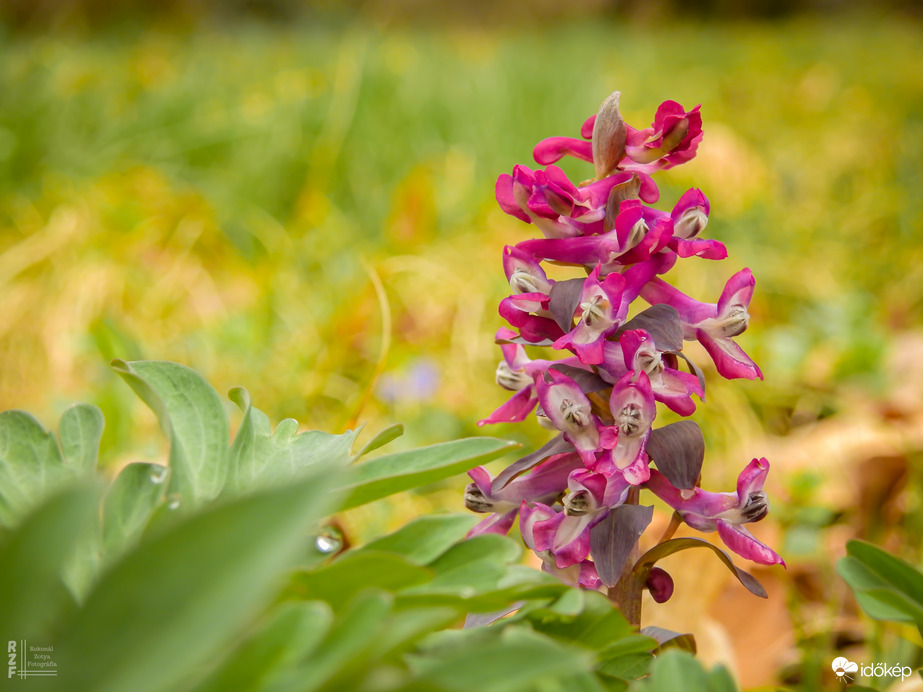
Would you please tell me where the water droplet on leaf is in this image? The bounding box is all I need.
[166,493,182,511]
[149,466,168,484]
[315,526,343,554]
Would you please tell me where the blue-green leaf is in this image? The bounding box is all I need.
[838,540,923,628]
[112,360,229,507]
[226,386,356,495]
[339,437,519,510]
[50,464,343,692]
[58,404,104,475]
[102,462,170,558]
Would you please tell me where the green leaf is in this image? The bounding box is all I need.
[633,538,767,599]
[640,627,697,655]
[629,649,724,692]
[353,422,404,459]
[0,410,65,525]
[191,601,334,692]
[355,513,479,565]
[598,653,653,680]
[112,360,230,507]
[527,590,634,650]
[58,404,104,475]
[289,551,432,606]
[271,590,393,692]
[0,483,99,640]
[838,540,923,627]
[50,464,343,692]
[338,437,519,510]
[227,386,357,496]
[410,625,594,692]
[102,462,169,558]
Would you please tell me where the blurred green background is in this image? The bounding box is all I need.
[1,1,922,688]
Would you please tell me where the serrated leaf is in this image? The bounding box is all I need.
[0,483,99,640]
[356,513,478,565]
[50,464,343,692]
[646,421,705,490]
[227,386,357,496]
[58,404,104,475]
[338,437,519,510]
[634,538,767,599]
[102,462,169,558]
[112,360,229,507]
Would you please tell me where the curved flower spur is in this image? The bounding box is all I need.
[466,91,783,627]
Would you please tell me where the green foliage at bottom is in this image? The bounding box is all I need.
[0,360,738,691]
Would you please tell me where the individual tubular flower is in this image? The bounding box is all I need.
[495,164,659,239]
[535,369,611,464]
[591,371,655,484]
[464,452,581,537]
[520,469,609,568]
[666,188,726,260]
[622,101,704,174]
[552,264,627,364]
[640,268,763,380]
[614,329,704,416]
[479,328,588,426]
[519,500,602,589]
[643,458,784,566]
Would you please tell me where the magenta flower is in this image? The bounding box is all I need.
[613,329,704,416]
[643,458,784,566]
[535,369,611,464]
[641,268,763,380]
[465,453,581,538]
[495,164,659,239]
[503,245,554,296]
[479,328,585,426]
[519,500,602,589]
[520,470,609,568]
[622,101,704,174]
[552,265,627,364]
[666,188,726,260]
[590,372,655,484]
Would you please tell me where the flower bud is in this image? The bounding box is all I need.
[592,91,627,179]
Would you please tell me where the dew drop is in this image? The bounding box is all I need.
[166,493,182,511]
[149,466,168,484]
[314,526,343,554]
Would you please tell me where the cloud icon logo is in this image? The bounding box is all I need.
[832,657,859,682]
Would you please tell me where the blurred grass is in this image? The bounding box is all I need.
[1,9,923,689]
[2,12,920,457]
